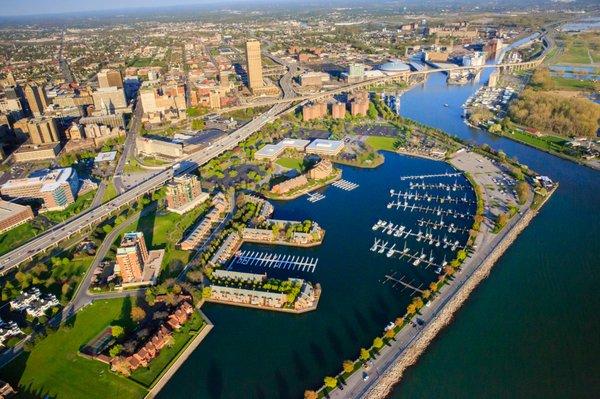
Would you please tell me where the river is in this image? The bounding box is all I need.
[157,69,600,399]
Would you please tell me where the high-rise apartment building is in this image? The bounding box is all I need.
[245,40,264,91]
[24,84,49,117]
[97,69,123,88]
[165,174,209,214]
[116,232,149,283]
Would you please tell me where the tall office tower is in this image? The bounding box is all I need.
[24,84,49,117]
[116,232,149,283]
[97,69,123,88]
[245,39,264,91]
[219,70,230,89]
[26,117,60,144]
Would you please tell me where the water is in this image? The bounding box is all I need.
[390,71,600,398]
[159,69,600,398]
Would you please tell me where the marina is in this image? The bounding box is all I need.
[382,272,424,295]
[332,179,359,191]
[400,171,462,181]
[408,181,467,191]
[386,200,472,218]
[229,250,319,273]
[417,217,469,234]
[389,189,475,205]
[370,238,449,270]
[371,220,462,250]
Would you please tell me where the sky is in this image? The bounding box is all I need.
[1,0,223,17]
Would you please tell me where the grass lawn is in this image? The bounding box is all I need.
[552,76,596,91]
[276,157,304,171]
[124,159,146,174]
[507,130,568,152]
[43,191,96,224]
[103,181,118,203]
[129,312,205,387]
[0,222,42,257]
[135,203,209,274]
[0,298,147,399]
[366,135,399,152]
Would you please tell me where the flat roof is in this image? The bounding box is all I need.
[306,139,344,151]
[0,200,30,219]
[94,151,117,163]
[1,167,75,192]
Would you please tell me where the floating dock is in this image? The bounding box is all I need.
[400,171,462,181]
[417,217,469,234]
[231,251,319,273]
[389,190,475,205]
[307,192,325,203]
[383,272,424,294]
[371,238,447,270]
[332,179,359,191]
[372,220,462,250]
[409,181,467,191]
[386,201,472,218]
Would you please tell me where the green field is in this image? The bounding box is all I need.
[0,222,42,257]
[275,157,304,171]
[43,190,96,224]
[0,298,147,399]
[134,203,208,276]
[507,130,568,152]
[103,181,118,203]
[556,33,599,64]
[366,136,399,152]
[130,312,205,387]
[552,76,596,91]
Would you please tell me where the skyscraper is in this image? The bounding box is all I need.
[24,84,49,117]
[245,39,264,91]
[26,117,60,144]
[97,69,123,89]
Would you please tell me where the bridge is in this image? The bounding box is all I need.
[216,59,545,114]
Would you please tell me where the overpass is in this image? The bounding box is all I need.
[216,59,545,114]
[0,103,289,276]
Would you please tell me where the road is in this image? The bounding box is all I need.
[114,97,143,194]
[0,102,289,276]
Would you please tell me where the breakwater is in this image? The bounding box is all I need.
[363,186,557,399]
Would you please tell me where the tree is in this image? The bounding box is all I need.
[373,337,384,349]
[131,306,146,323]
[367,102,378,119]
[109,344,123,358]
[422,289,431,300]
[343,360,354,373]
[111,325,125,339]
[429,282,438,292]
[516,181,530,205]
[395,317,404,327]
[324,376,338,389]
[488,123,502,134]
[304,391,318,399]
[406,303,417,315]
[360,348,371,361]
[385,329,395,340]
[187,270,203,283]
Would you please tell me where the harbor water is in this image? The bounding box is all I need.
[158,69,600,398]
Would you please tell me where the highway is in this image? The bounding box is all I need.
[0,102,289,275]
[114,96,143,194]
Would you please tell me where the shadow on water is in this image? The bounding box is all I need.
[275,370,290,399]
[207,357,224,399]
[292,350,309,380]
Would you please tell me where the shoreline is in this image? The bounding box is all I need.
[361,184,557,399]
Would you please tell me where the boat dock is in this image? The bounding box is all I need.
[383,272,424,294]
[400,171,462,181]
[389,190,475,205]
[386,201,472,218]
[307,192,325,203]
[230,251,319,273]
[409,181,467,191]
[332,179,359,191]
[372,239,447,270]
[417,217,469,234]
[373,221,462,250]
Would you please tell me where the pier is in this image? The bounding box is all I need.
[417,217,469,234]
[383,273,424,294]
[386,201,472,218]
[372,220,462,250]
[332,179,359,191]
[400,171,462,181]
[307,192,325,203]
[230,250,319,273]
[409,181,466,191]
[389,190,475,205]
[370,239,450,271]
